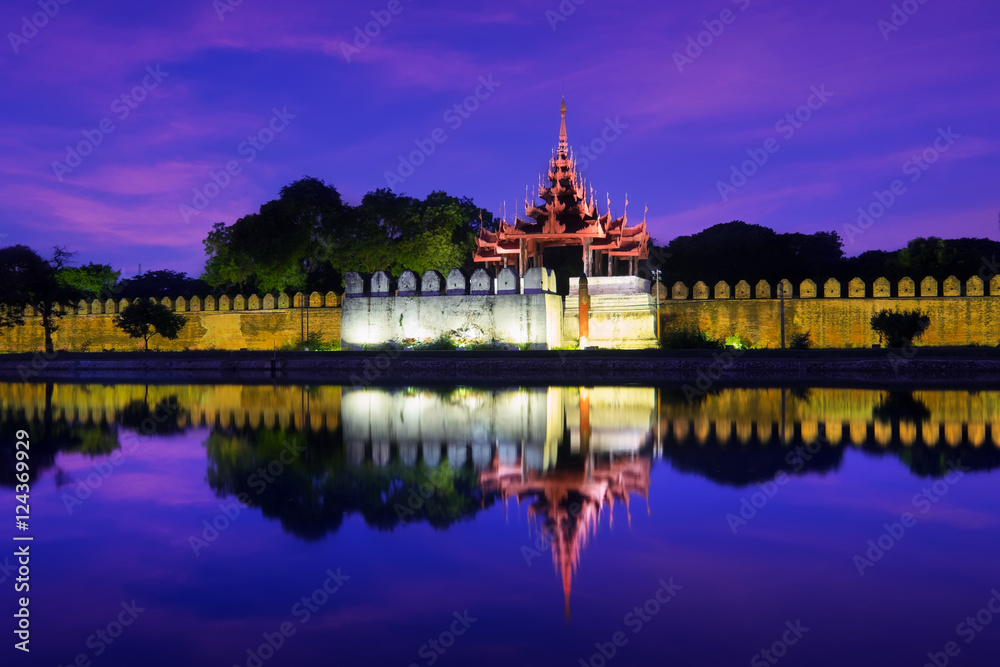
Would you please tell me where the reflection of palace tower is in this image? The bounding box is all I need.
[4,383,999,599]
[342,386,656,617]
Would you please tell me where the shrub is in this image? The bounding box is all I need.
[789,331,812,350]
[724,334,748,349]
[661,326,723,349]
[412,335,457,351]
[870,309,930,347]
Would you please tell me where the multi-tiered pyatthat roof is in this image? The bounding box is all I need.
[474,99,650,277]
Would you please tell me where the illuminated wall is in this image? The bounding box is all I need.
[341,268,564,350]
[662,275,1000,348]
[0,292,342,352]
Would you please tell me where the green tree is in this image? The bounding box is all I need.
[0,245,81,353]
[56,263,120,301]
[114,299,187,351]
[870,309,930,347]
[203,177,349,293]
[343,189,482,276]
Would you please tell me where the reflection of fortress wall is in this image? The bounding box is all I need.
[342,386,663,470]
[658,388,1000,448]
[0,293,342,352]
[565,387,657,453]
[0,384,341,433]
[342,388,566,469]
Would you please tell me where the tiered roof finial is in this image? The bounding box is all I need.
[558,97,569,157]
[472,98,650,275]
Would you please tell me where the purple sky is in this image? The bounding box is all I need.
[1,0,997,278]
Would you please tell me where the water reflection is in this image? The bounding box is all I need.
[4,382,1000,622]
[4,383,1000,494]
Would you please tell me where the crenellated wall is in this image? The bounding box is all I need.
[660,275,1000,348]
[341,268,564,349]
[0,292,342,352]
[2,273,998,352]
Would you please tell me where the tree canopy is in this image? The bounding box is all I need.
[202,178,488,293]
[0,245,81,353]
[658,221,845,287]
[56,263,120,301]
[117,270,209,299]
[203,177,350,294]
[653,222,1000,288]
[114,299,187,350]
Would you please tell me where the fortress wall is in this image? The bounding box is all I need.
[2,274,999,352]
[660,276,1000,348]
[0,292,342,352]
[341,269,562,349]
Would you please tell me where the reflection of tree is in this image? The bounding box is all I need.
[118,388,187,436]
[661,442,844,487]
[873,392,931,424]
[204,427,491,541]
[882,443,1000,478]
[0,382,120,486]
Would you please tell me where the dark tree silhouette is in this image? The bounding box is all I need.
[871,309,930,347]
[114,299,187,350]
[0,245,81,353]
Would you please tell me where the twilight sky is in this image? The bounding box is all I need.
[1,0,998,278]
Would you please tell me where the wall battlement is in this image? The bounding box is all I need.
[660,274,1000,348]
[17,291,341,318]
[341,268,564,349]
[344,267,558,298]
[2,273,998,352]
[664,275,998,300]
[0,291,342,353]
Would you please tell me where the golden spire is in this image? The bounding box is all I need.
[558,97,568,157]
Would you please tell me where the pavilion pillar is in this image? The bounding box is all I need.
[518,240,524,276]
[583,238,591,277]
[607,253,612,277]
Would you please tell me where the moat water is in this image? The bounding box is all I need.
[3,384,999,666]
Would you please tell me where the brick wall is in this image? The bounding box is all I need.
[0,292,342,352]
